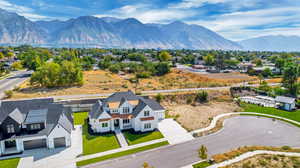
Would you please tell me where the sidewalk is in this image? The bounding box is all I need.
[115,129,128,147]
[76,138,167,162]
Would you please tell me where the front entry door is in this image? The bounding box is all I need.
[114,119,119,128]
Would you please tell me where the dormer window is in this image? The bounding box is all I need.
[30,124,41,130]
[144,111,150,117]
[111,109,118,113]
[123,107,130,114]
[7,124,15,133]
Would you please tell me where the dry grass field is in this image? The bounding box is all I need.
[165,102,240,131]
[222,154,300,168]
[10,69,256,99]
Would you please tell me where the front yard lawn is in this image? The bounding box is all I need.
[74,112,120,155]
[76,141,169,167]
[0,158,20,168]
[241,103,300,123]
[123,130,164,145]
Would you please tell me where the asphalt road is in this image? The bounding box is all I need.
[0,70,32,99]
[83,116,300,168]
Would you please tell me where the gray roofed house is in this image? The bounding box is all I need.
[0,98,74,156]
[89,90,165,133]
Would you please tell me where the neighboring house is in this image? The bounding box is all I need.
[0,98,73,156]
[89,91,165,133]
[275,96,296,111]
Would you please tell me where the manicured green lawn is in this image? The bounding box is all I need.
[0,158,20,168]
[73,112,120,155]
[123,130,164,145]
[76,141,169,167]
[241,103,300,122]
[193,161,211,168]
[73,112,89,125]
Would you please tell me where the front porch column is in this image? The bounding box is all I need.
[0,141,5,155]
[16,139,24,152]
[111,119,115,131]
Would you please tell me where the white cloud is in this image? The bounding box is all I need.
[169,0,226,9]
[95,4,196,23]
[0,0,52,20]
[188,7,300,40]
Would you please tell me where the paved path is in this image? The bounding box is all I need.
[82,116,300,168]
[0,70,32,99]
[158,119,194,144]
[115,129,129,147]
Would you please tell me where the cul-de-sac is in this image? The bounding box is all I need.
[1,2,300,168]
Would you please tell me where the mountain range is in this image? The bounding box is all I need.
[0,8,241,50]
[238,35,300,52]
[1,8,300,51]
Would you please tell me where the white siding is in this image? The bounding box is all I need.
[134,105,158,132]
[48,124,71,148]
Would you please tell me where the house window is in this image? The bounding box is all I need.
[144,123,151,129]
[123,107,130,114]
[111,109,118,113]
[123,119,130,124]
[102,122,108,128]
[7,124,15,133]
[144,111,150,117]
[30,124,41,130]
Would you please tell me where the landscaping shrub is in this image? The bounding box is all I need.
[196,91,208,103]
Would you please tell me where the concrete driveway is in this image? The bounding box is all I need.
[84,116,300,168]
[17,125,82,168]
[158,119,194,144]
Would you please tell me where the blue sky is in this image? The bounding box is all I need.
[1,0,300,41]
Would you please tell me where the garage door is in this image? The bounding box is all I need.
[54,137,66,148]
[24,139,47,150]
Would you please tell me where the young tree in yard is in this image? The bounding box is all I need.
[158,51,172,62]
[275,58,285,74]
[282,63,299,96]
[143,162,154,168]
[198,145,208,160]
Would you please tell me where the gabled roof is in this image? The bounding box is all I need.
[105,90,139,102]
[24,109,48,124]
[275,96,296,104]
[140,98,165,111]
[8,108,24,124]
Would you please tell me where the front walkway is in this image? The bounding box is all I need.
[115,129,128,147]
[158,119,194,144]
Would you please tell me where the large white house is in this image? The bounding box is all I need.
[89,91,165,133]
[0,98,73,156]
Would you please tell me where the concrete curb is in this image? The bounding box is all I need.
[208,150,300,168]
[190,112,300,135]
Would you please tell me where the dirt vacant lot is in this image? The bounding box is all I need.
[223,154,300,168]
[10,69,256,99]
[165,102,241,131]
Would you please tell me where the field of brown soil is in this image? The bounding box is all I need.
[223,154,300,168]
[165,102,241,131]
[10,69,256,99]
